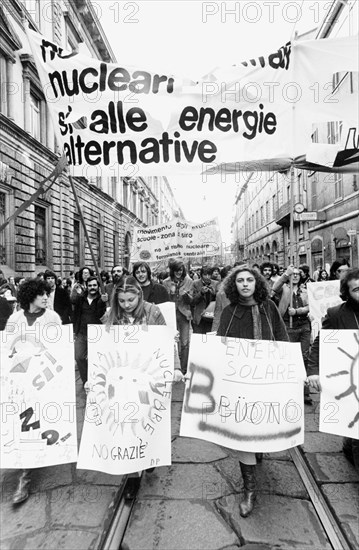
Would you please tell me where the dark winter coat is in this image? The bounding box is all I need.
[53,286,72,324]
[308,300,359,375]
[217,299,289,341]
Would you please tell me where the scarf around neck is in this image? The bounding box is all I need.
[229,296,262,339]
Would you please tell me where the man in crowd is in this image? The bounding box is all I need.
[299,264,314,288]
[308,268,359,472]
[132,261,169,304]
[73,276,107,385]
[105,265,127,301]
[191,266,218,334]
[163,259,193,374]
[272,265,312,404]
[260,262,274,290]
[44,270,72,324]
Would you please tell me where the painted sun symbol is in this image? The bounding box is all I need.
[326,333,359,429]
[89,348,163,436]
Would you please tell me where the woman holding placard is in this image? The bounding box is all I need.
[217,265,289,518]
[5,278,62,505]
[103,275,183,381]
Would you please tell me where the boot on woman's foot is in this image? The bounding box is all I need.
[13,470,31,505]
[239,462,256,518]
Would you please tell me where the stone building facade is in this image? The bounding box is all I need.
[0,0,180,279]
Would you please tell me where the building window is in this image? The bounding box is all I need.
[123,180,128,208]
[255,211,259,230]
[266,201,270,223]
[26,0,42,30]
[73,219,80,266]
[30,92,41,141]
[35,205,47,265]
[110,177,117,200]
[139,198,144,220]
[132,190,137,215]
[334,173,343,199]
[0,192,6,264]
[96,226,103,266]
[113,231,119,265]
[272,195,276,217]
[260,206,264,226]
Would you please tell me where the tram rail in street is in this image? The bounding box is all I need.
[99,474,142,550]
[289,446,353,550]
[98,446,355,550]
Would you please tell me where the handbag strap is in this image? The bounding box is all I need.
[224,305,237,337]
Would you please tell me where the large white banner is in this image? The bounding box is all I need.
[180,335,306,452]
[319,330,359,440]
[130,217,222,263]
[77,325,174,474]
[307,281,342,340]
[0,325,77,468]
[25,28,358,176]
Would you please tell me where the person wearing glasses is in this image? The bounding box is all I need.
[272,265,312,404]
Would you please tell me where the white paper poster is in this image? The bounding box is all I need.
[319,330,359,440]
[77,325,174,474]
[0,325,77,468]
[180,335,306,452]
[307,281,342,340]
[130,217,222,263]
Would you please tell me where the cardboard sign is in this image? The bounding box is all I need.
[131,217,222,263]
[307,281,342,340]
[180,335,306,452]
[0,325,77,468]
[319,330,359,440]
[77,325,174,474]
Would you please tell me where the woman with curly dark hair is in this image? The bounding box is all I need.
[217,265,288,518]
[5,278,62,505]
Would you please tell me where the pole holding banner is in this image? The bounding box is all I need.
[0,154,67,233]
[68,176,105,292]
[289,165,295,328]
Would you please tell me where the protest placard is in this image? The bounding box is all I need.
[319,330,359,440]
[180,335,306,452]
[77,325,174,474]
[0,325,77,469]
[307,281,342,340]
[130,217,222,263]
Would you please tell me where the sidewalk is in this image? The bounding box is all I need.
[122,384,359,550]
[0,373,125,550]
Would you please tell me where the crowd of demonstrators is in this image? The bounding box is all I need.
[2,256,358,513]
